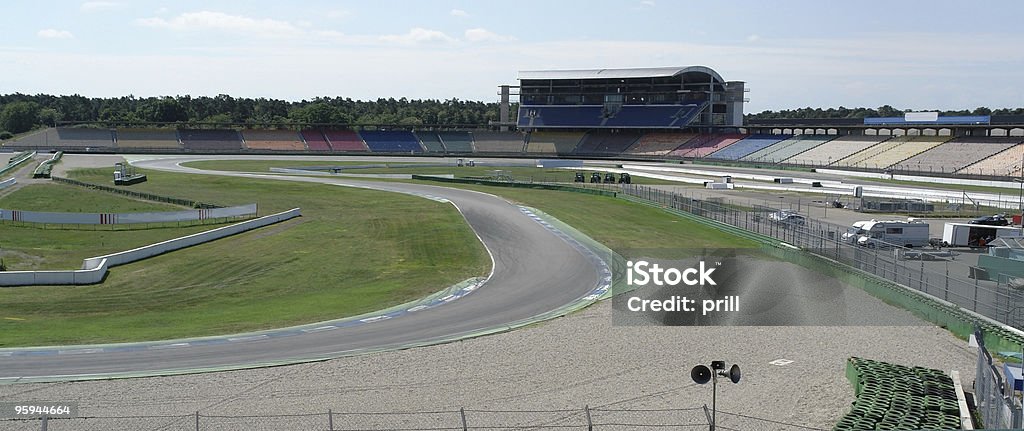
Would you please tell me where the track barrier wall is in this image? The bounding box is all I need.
[0,208,301,286]
[0,151,35,177]
[0,203,257,225]
[51,176,221,208]
[0,178,14,190]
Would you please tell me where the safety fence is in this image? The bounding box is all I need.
[0,405,829,431]
[975,327,1023,429]
[51,176,220,209]
[614,183,1024,350]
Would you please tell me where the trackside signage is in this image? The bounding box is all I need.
[611,248,927,327]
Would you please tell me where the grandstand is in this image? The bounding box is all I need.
[324,130,368,151]
[241,129,305,151]
[300,130,332,151]
[784,135,889,166]
[892,137,1022,174]
[740,135,833,163]
[958,143,1024,177]
[623,132,695,157]
[114,128,181,150]
[668,134,744,158]
[414,132,447,153]
[472,131,525,153]
[179,129,243,151]
[526,131,584,154]
[52,127,116,148]
[438,131,475,153]
[573,130,642,155]
[837,136,948,169]
[706,134,790,160]
[358,130,423,153]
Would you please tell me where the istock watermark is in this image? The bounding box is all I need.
[611,248,927,326]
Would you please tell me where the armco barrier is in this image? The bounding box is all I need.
[51,176,221,209]
[0,208,301,286]
[0,151,35,176]
[0,178,14,190]
[0,203,257,225]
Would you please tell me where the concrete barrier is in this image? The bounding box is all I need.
[0,208,301,287]
[0,178,14,190]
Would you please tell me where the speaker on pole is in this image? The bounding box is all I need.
[690,365,712,385]
[728,364,741,384]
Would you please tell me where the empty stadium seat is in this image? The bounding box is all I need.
[894,137,1020,174]
[741,135,834,163]
[300,130,332,151]
[472,131,524,153]
[518,103,704,129]
[958,141,1024,176]
[324,130,368,151]
[358,130,423,153]
[51,127,116,148]
[414,132,447,153]
[114,128,181,150]
[669,134,745,158]
[784,135,888,166]
[528,131,584,154]
[179,129,243,151]
[437,131,475,153]
[241,129,305,151]
[574,130,642,155]
[837,136,948,169]
[706,135,790,160]
[624,132,696,156]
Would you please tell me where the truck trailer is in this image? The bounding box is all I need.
[941,223,1023,248]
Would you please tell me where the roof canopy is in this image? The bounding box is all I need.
[518,66,725,83]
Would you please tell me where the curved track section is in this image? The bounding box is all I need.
[0,156,604,382]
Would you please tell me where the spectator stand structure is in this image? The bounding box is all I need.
[507,66,747,158]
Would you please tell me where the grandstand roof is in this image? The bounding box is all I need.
[518,66,726,83]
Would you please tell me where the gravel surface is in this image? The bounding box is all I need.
[0,300,974,431]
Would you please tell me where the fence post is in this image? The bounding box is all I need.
[584,405,593,431]
[328,409,334,431]
[40,415,47,431]
[459,407,468,431]
[195,411,200,431]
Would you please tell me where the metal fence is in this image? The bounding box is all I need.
[974,328,1023,429]
[0,406,828,431]
[615,184,1024,331]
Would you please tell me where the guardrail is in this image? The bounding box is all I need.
[411,175,618,197]
[31,151,62,178]
[0,203,257,226]
[0,208,301,286]
[51,176,221,208]
[0,151,35,176]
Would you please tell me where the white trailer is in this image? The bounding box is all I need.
[942,223,1023,247]
[841,218,931,248]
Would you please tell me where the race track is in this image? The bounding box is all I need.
[0,156,604,382]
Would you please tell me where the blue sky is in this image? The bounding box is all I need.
[2,0,1022,112]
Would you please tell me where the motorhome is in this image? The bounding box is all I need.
[841,218,931,248]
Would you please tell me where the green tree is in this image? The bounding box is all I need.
[0,101,41,134]
[37,107,62,127]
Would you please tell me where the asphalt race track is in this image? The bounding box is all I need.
[0,156,603,382]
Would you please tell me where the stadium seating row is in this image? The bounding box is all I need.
[4,128,1023,176]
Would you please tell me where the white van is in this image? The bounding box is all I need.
[841,218,931,248]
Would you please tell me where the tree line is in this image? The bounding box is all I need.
[0,93,509,138]
[745,105,1024,120]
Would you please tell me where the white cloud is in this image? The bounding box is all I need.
[746,34,760,42]
[136,11,303,38]
[465,28,516,43]
[450,9,469,18]
[37,29,74,39]
[640,0,656,7]
[80,1,118,12]
[379,27,455,44]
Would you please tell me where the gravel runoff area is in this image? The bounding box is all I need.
[0,299,974,431]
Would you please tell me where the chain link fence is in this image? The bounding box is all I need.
[974,327,1024,429]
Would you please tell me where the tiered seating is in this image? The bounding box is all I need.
[472,131,524,153]
[179,129,243,151]
[668,134,744,158]
[241,129,305,151]
[960,144,1024,177]
[414,132,446,153]
[323,130,368,151]
[300,130,331,151]
[50,127,116,148]
[573,130,642,155]
[603,104,703,128]
[115,128,181,150]
[894,137,1021,174]
[839,136,947,169]
[358,131,423,153]
[4,128,57,149]
[741,135,833,163]
[527,131,584,154]
[517,106,603,128]
[438,131,475,153]
[706,134,790,160]
[784,135,888,166]
[623,132,696,156]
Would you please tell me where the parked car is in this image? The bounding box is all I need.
[968,214,1010,226]
[768,211,806,226]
